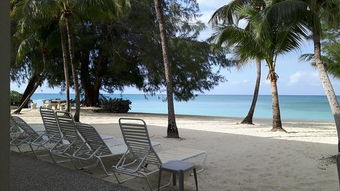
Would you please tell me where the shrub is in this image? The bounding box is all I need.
[10,90,23,106]
[100,98,132,113]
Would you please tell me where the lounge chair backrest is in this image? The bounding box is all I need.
[11,116,38,137]
[119,118,161,166]
[10,116,21,133]
[76,123,111,155]
[55,111,82,142]
[40,107,62,139]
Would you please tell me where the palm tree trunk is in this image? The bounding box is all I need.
[13,76,42,114]
[313,26,340,152]
[18,74,40,107]
[268,69,286,132]
[66,18,80,122]
[59,23,71,112]
[80,52,92,106]
[241,59,261,124]
[153,0,179,138]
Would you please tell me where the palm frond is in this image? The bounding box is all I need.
[299,53,314,62]
[209,0,266,26]
[265,0,310,27]
[15,36,38,65]
[319,0,340,28]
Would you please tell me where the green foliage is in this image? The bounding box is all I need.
[322,24,340,78]
[78,0,234,103]
[100,98,132,113]
[210,2,307,69]
[170,39,231,101]
[10,90,32,106]
[10,0,64,87]
[11,0,235,107]
[298,17,340,78]
[10,90,22,106]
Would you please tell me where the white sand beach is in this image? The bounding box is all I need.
[13,109,339,191]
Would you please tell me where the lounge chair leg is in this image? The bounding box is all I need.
[30,145,40,159]
[173,172,176,186]
[112,171,123,184]
[157,169,162,191]
[48,151,57,164]
[16,146,21,153]
[193,168,198,191]
[98,158,112,176]
[28,143,35,154]
[143,175,154,191]
[179,171,184,191]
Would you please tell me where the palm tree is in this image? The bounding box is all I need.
[269,0,340,149]
[306,0,340,150]
[59,21,71,113]
[210,0,266,125]
[284,0,340,149]
[241,59,261,124]
[153,0,179,138]
[272,0,340,182]
[211,4,307,131]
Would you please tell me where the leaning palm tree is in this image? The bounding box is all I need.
[305,0,340,149]
[11,0,57,114]
[241,59,261,124]
[210,0,265,125]
[12,40,48,114]
[210,0,266,125]
[211,5,308,131]
[270,0,340,183]
[268,0,340,149]
[153,0,179,138]
[13,0,73,113]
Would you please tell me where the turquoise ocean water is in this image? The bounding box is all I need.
[31,93,339,122]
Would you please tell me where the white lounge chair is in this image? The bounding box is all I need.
[113,118,207,191]
[10,116,42,152]
[10,116,24,141]
[73,122,160,176]
[52,111,87,164]
[30,108,64,162]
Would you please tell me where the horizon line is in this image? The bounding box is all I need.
[30,92,339,96]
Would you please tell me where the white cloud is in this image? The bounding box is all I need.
[311,71,318,78]
[197,0,231,10]
[286,71,322,87]
[197,10,215,41]
[229,79,251,85]
[198,10,215,24]
[288,72,305,85]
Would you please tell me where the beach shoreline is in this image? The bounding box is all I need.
[29,94,339,121]
[12,108,339,190]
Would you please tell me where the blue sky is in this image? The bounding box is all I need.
[10,0,340,95]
